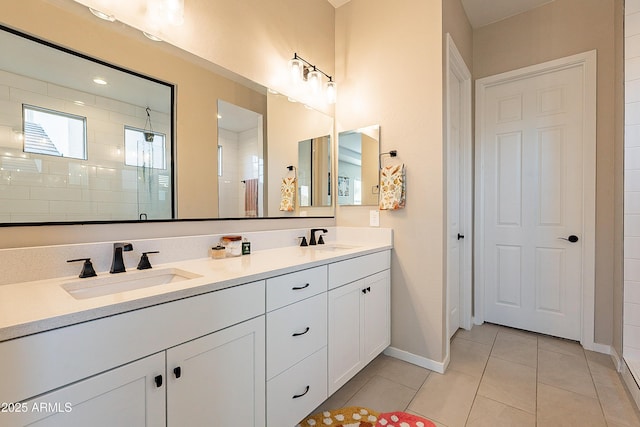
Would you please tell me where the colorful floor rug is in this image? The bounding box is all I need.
[298,407,436,427]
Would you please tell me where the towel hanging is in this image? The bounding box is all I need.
[379,163,406,210]
[279,166,297,212]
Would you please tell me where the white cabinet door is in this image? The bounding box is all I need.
[5,352,165,427]
[328,279,364,395]
[166,316,266,427]
[362,270,391,365]
[328,270,391,395]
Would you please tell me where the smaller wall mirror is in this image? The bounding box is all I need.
[298,135,331,207]
[337,125,380,206]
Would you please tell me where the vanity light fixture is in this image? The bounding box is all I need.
[288,53,336,104]
[325,79,337,104]
[89,7,116,22]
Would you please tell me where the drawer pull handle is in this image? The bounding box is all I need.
[292,385,310,399]
[292,283,310,290]
[292,327,310,337]
[154,375,163,388]
[174,366,182,379]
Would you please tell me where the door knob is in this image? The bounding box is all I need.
[559,235,579,243]
[457,233,465,240]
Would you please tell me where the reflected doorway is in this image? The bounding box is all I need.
[217,100,264,218]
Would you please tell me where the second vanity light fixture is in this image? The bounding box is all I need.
[289,53,337,104]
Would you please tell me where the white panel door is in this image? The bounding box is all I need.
[447,64,463,339]
[481,65,585,340]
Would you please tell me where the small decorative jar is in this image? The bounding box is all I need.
[221,235,242,257]
[210,245,226,259]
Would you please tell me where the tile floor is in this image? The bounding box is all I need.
[312,323,640,426]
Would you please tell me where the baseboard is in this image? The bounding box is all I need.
[621,359,640,411]
[384,346,448,374]
[611,347,623,372]
[587,342,611,355]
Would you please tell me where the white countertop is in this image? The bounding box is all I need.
[0,242,391,342]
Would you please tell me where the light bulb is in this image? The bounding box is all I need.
[289,57,303,82]
[325,80,337,104]
[308,69,322,93]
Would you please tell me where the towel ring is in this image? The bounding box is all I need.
[379,150,398,169]
[286,165,297,179]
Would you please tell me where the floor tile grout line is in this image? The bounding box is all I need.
[462,329,498,426]
[584,349,615,427]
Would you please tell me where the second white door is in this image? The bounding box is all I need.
[478,58,590,340]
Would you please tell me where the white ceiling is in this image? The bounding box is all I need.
[326,0,351,8]
[461,0,554,28]
[326,0,555,29]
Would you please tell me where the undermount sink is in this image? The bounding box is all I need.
[61,268,202,300]
[310,243,360,252]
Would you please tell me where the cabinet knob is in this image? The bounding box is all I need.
[173,366,182,379]
[292,283,310,291]
[292,327,310,337]
[292,385,310,399]
[362,288,367,294]
[154,375,163,388]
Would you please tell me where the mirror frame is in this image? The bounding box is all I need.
[0,24,176,226]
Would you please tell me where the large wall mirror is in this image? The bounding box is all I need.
[0,5,334,224]
[337,125,380,206]
[0,27,174,223]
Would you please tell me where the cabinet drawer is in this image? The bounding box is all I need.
[328,250,390,290]
[267,293,327,379]
[266,265,327,311]
[267,347,327,427]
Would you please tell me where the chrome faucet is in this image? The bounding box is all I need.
[309,228,328,245]
[110,242,133,274]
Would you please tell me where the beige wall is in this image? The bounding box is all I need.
[0,0,336,248]
[71,0,335,115]
[473,0,620,346]
[336,0,446,363]
[443,0,473,72]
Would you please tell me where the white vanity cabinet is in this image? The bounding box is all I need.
[266,266,328,427]
[328,252,391,395]
[0,245,392,427]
